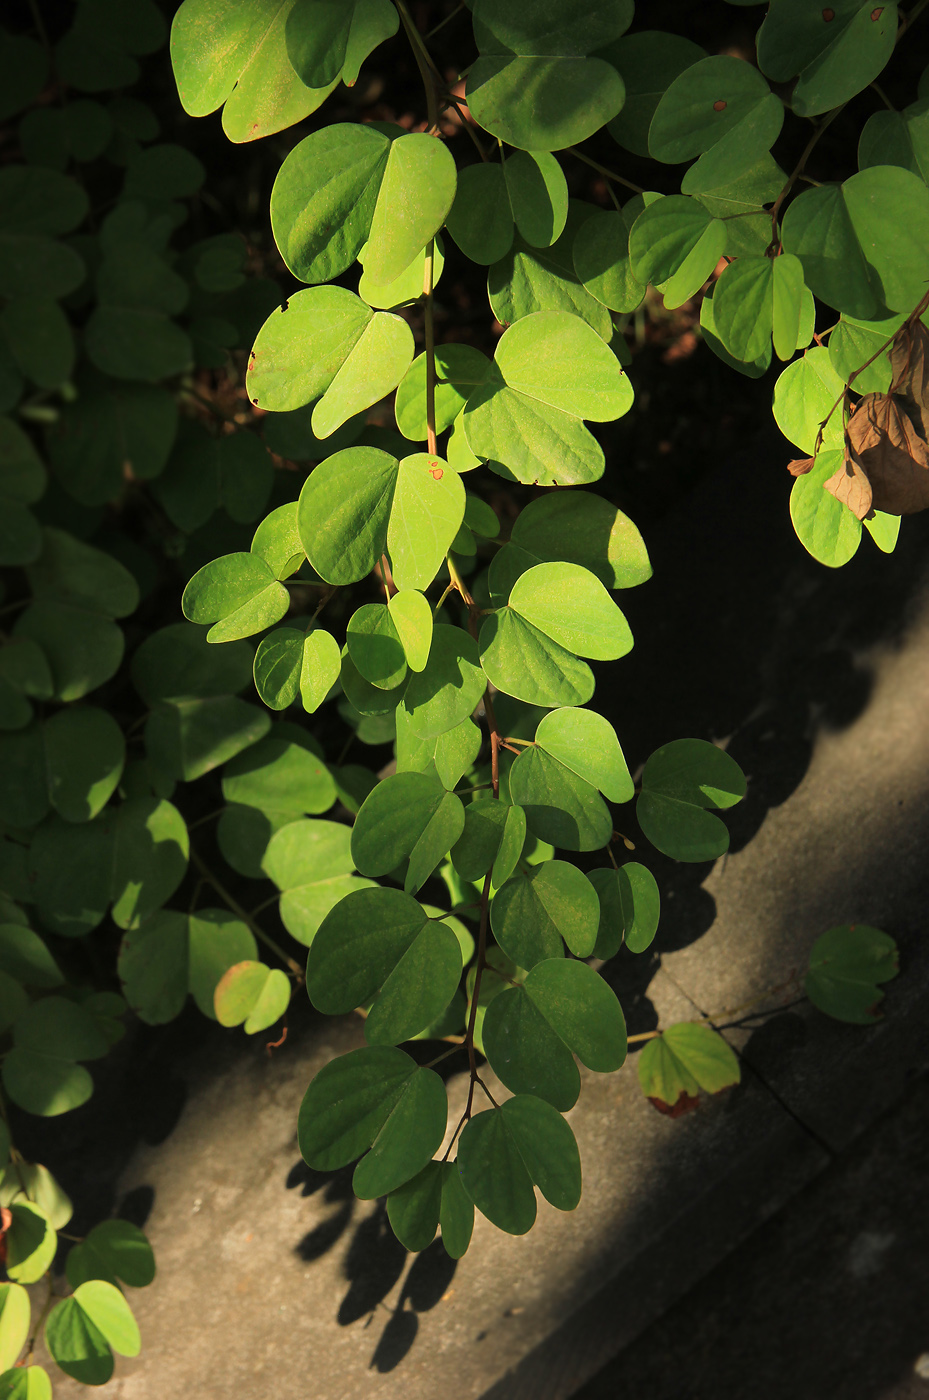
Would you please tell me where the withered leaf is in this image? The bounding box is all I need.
[844,392,929,516]
[787,456,816,477]
[890,319,929,409]
[647,1093,701,1119]
[824,435,873,521]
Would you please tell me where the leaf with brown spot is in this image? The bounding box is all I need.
[890,320,929,408]
[844,392,929,515]
[823,436,873,521]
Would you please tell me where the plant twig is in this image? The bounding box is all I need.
[190,848,302,978]
[423,238,439,455]
[565,147,644,195]
[395,0,440,131]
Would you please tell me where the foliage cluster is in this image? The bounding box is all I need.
[0,0,921,1390]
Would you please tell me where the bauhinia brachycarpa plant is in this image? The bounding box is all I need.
[0,0,922,1388]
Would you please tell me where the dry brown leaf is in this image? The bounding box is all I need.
[787,456,815,476]
[890,320,929,408]
[844,392,929,515]
[824,438,873,520]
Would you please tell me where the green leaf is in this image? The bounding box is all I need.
[358,237,444,311]
[0,726,48,829]
[118,908,257,1024]
[307,886,461,1044]
[466,0,629,152]
[222,735,336,819]
[131,623,253,705]
[394,345,493,442]
[250,502,305,580]
[110,797,190,930]
[434,719,481,791]
[401,625,486,740]
[804,923,898,1023]
[772,348,846,455]
[340,650,405,718]
[508,489,650,590]
[387,590,433,672]
[182,553,289,644]
[48,381,176,507]
[700,282,772,378]
[214,960,291,1033]
[589,862,660,957]
[0,1364,51,1400]
[0,1284,29,1372]
[0,33,48,124]
[0,166,87,236]
[262,817,370,947]
[28,527,138,618]
[438,1161,474,1258]
[451,799,512,881]
[0,1162,71,1231]
[0,926,63,989]
[508,562,632,660]
[297,446,396,585]
[146,696,270,782]
[480,608,593,708]
[637,1022,740,1111]
[285,0,397,87]
[5,1203,56,1284]
[491,859,599,966]
[757,0,898,117]
[43,707,124,823]
[711,255,777,362]
[572,209,647,314]
[603,31,705,156]
[489,202,613,340]
[772,253,806,361]
[46,1280,140,1387]
[365,135,457,286]
[504,150,569,247]
[28,814,114,938]
[247,287,414,434]
[508,743,613,851]
[782,168,929,320]
[65,1220,155,1290]
[628,197,726,309]
[790,447,862,568]
[352,772,465,893]
[446,163,515,265]
[859,99,929,184]
[388,455,466,591]
[253,628,304,710]
[483,958,625,1109]
[170,0,337,142]
[300,629,342,713]
[690,153,786,256]
[387,1159,442,1251]
[637,739,745,862]
[298,1044,447,1197]
[649,54,784,188]
[828,313,899,395]
[458,1095,581,1234]
[535,707,633,802]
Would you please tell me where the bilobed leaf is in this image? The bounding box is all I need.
[27,527,138,619]
[790,448,862,567]
[712,255,775,362]
[628,197,726,309]
[131,623,252,706]
[214,960,291,1033]
[804,923,898,1023]
[782,168,929,320]
[446,163,514,265]
[301,630,341,713]
[508,562,633,660]
[638,1021,740,1114]
[222,736,336,818]
[828,313,899,395]
[572,209,647,314]
[170,0,337,142]
[358,236,445,311]
[118,908,257,1024]
[589,862,660,957]
[637,739,746,862]
[145,696,271,782]
[65,1220,155,1290]
[451,800,512,881]
[246,288,413,436]
[401,625,486,739]
[503,150,569,248]
[346,605,407,690]
[489,202,613,340]
[858,99,929,184]
[307,886,461,1044]
[351,772,464,892]
[458,1095,581,1235]
[466,0,629,152]
[0,926,63,990]
[42,707,125,823]
[285,0,397,87]
[535,708,633,802]
[757,0,897,118]
[434,719,481,791]
[508,743,613,851]
[479,608,595,710]
[386,1160,442,1252]
[649,54,784,188]
[260,818,368,947]
[251,502,305,580]
[700,283,772,378]
[364,134,457,286]
[689,153,786,256]
[509,489,651,589]
[298,1044,447,1197]
[181,553,289,644]
[4,1203,56,1284]
[483,958,626,1109]
[0,1363,52,1399]
[490,860,599,966]
[110,796,189,930]
[46,1280,139,1386]
[253,628,305,710]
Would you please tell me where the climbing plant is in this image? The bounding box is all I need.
[0,0,921,1388]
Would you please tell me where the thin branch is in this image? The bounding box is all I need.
[426,2,465,38]
[190,848,303,978]
[395,0,440,131]
[565,146,644,195]
[423,238,438,455]
[769,106,843,244]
